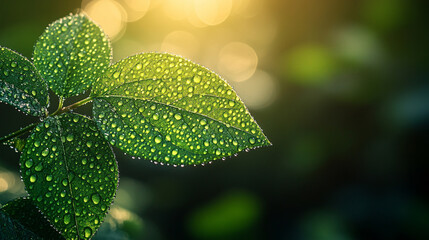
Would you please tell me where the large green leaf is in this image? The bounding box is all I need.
[2,198,64,239]
[0,210,42,240]
[33,13,111,98]
[20,113,118,239]
[0,47,49,116]
[91,53,270,166]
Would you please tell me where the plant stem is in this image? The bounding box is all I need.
[0,122,38,144]
[52,96,93,116]
[0,97,94,145]
[51,97,65,116]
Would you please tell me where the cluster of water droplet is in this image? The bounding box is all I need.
[20,113,118,239]
[33,13,111,98]
[0,47,49,116]
[92,53,269,165]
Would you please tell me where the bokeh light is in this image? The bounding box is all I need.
[283,44,339,85]
[218,42,258,82]
[1,0,429,239]
[194,0,233,26]
[118,0,151,22]
[160,31,200,60]
[83,0,127,41]
[231,70,277,109]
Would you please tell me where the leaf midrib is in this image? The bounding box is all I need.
[95,95,257,139]
[54,116,82,239]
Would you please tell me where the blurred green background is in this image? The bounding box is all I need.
[1,0,428,239]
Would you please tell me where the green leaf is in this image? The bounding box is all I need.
[0,210,42,240]
[20,113,119,239]
[0,47,49,116]
[91,53,270,166]
[2,136,26,152]
[2,198,64,239]
[33,13,112,98]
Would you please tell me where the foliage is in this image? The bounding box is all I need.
[0,13,270,239]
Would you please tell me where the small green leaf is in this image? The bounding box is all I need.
[2,198,64,239]
[0,210,42,240]
[33,13,112,98]
[2,136,26,152]
[0,47,49,116]
[20,113,119,239]
[92,53,270,166]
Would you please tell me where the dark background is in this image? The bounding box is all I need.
[1,0,428,239]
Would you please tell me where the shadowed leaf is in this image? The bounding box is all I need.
[0,47,49,116]
[20,113,118,239]
[2,198,64,239]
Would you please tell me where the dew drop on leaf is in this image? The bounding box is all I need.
[84,227,92,238]
[91,193,100,205]
[30,175,37,183]
[63,214,71,225]
[25,159,34,168]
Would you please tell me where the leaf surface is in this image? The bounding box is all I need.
[92,53,270,166]
[0,47,49,116]
[33,13,111,97]
[0,210,42,240]
[2,198,64,239]
[20,113,118,239]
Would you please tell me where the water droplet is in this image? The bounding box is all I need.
[154,135,162,144]
[153,113,159,120]
[91,194,100,204]
[46,175,53,181]
[84,227,92,238]
[200,119,207,126]
[30,175,37,182]
[34,141,40,147]
[10,62,17,68]
[193,75,201,83]
[35,163,43,171]
[174,113,182,120]
[64,214,71,225]
[249,138,256,144]
[172,150,178,156]
[135,63,142,70]
[25,159,34,168]
[86,141,92,148]
[66,134,74,141]
[62,179,68,187]
[31,90,37,96]
[113,72,120,78]
[41,148,49,157]
[215,149,222,155]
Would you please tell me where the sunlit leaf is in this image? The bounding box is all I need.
[0,47,49,116]
[0,210,42,240]
[20,113,118,239]
[33,13,111,97]
[91,53,270,166]
[2,198,64,239]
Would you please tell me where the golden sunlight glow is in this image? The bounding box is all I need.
[110,207,132,223]
[160,31,200,59]
[218,42,258,82]
[0,177,8,192]
[163,0,192,21]
[84,0,127,41]
[232,70,277,109]
[119,0,151,22]
[193,0,233,26]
